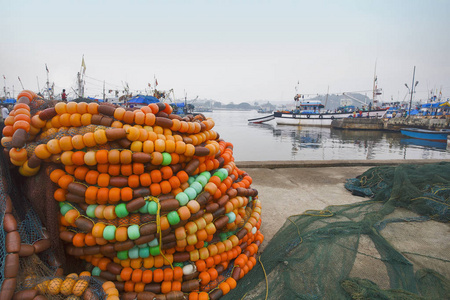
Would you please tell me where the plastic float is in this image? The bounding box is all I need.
[1,90,264,299]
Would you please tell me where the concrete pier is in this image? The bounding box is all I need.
[331,117,449,131]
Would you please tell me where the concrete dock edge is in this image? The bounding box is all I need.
[236,159,450,169]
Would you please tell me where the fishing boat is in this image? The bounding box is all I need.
[249,65,388,126]
[249,92,387,126]
[400,128,450,142]
[271,97,387,126]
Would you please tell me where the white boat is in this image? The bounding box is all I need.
[273,107,386,126]
[250,97,387,126]
[250,65,388,126]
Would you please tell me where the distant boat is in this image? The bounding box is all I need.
[194,107,213,113]
[257,108,273,114]
[400,128,450,142]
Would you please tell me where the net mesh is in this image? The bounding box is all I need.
[226,162,450,300]
[0,120,105,298]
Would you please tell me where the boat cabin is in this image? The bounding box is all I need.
[295,100,324,114]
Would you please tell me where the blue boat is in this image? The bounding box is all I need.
[400,128,450,142]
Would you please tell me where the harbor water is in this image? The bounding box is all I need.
[202,110,450,161]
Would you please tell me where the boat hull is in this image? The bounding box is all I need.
[400,128,450,142]
[274,110,386,127]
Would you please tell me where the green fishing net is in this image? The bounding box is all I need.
[225,162,450,300]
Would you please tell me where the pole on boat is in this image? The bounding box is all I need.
[407,66,418,116]
[36,76,41,94]
[184,92,187,115]
[3,75,6,98]
[45,64,50,99]
[18,76,24,90]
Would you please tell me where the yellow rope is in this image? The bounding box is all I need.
[410,196,450,207]
[149,195,174,269]
[239,257,269,300]
[259,256,269,300]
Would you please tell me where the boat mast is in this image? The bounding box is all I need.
[372,61,382,108]
[36,76,41,95]
[3,76,7,98]
[45,64,51,99]
[184,90,187,114]
[103,80,106,102]
[18,76,24,90]
[407,66,417,116]
[324,85,329,108]
[78,55,86,98]
[294,81,300,109]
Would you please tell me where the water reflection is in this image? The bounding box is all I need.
[246,121,449,160]
[400,138,447,150]
[210,110,450,161]
[330,128,384,141]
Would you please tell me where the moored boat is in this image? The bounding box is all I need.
[273,101,387,126]
[248,101,387,126]
[249,64,389,126]
[400,128,450,142]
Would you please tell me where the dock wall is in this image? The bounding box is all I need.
[385,117,449,131]
[331,117,449,131]
[236,159,450,169]
[331,118,384,130]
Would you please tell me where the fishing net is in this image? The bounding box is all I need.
[226,162,450,299]
[0,100,110,299]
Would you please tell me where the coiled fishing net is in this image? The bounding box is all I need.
[1,92,263,299]
[226,162,450,299]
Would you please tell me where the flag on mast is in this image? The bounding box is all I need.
[45,64,49,73]
[82,56,86,74]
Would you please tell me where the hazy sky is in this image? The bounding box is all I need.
[1,0,449,103]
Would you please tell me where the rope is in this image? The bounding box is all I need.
[410,196,450,207]
[259,256,269,300]
[149,195,174,269]
[286,209,335,248]
[240,257,269,300]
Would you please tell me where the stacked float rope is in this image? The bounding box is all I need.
[1,90,264,299]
